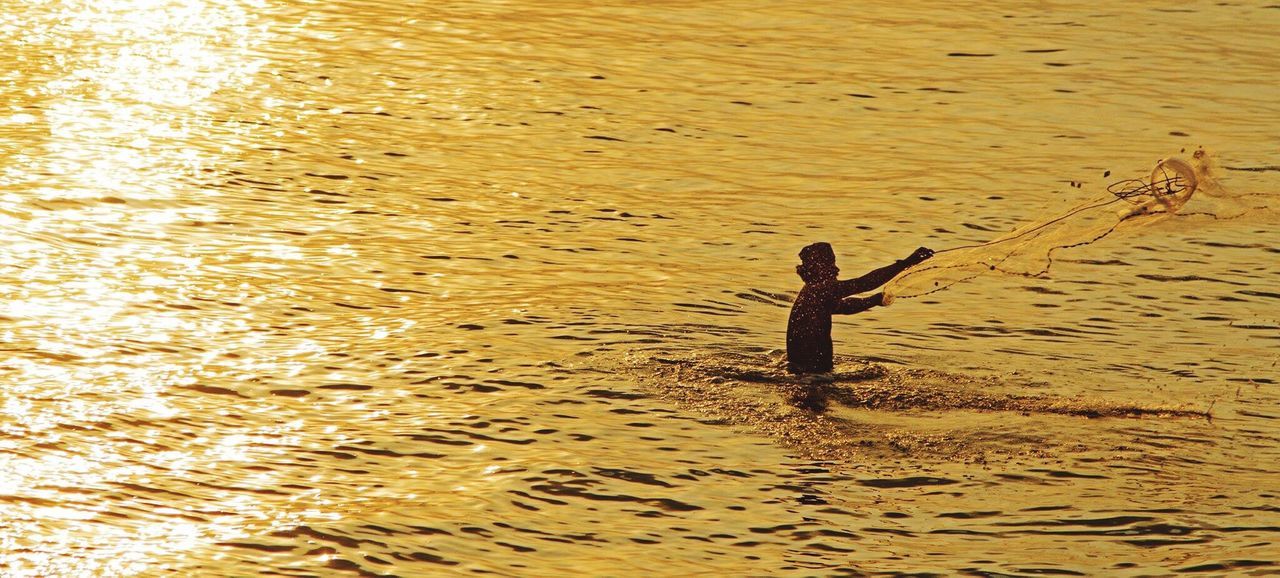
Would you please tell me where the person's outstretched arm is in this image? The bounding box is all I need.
[836,247,934,297]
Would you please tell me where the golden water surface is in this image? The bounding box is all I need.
[1,0,1278,576]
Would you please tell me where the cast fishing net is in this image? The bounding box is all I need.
[882,150,1269,303]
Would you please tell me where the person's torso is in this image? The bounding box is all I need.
[788,281,839,334]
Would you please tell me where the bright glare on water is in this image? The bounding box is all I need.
[1,0,1278,576]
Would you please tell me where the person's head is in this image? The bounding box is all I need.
[796,242,838,283]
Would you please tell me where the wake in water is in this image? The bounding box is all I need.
[883,149,1275,302]
[628,351,1209,463]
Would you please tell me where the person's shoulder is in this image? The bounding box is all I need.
[805,280,841,296]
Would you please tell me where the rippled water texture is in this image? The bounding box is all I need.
[1,1,1278,576]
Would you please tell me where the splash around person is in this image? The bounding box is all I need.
[786,242,934,379]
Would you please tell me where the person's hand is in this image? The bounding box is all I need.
[874,292,888,307]
[907,246,934,264]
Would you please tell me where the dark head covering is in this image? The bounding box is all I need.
[799,242,835,265]
[796,242,836,283]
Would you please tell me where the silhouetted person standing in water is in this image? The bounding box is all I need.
[786,242,933,375]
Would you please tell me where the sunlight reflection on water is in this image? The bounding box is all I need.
[0,0,1278,576]
[0,1,290,575]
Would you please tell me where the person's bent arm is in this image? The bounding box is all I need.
[835,293,884,315]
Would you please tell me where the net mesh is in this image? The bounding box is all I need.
[883,149,1268,303]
